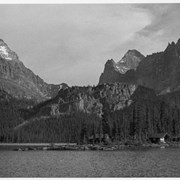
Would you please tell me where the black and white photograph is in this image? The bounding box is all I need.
[1,0,180,177]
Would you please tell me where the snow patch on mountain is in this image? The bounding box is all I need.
[0,46,12,60]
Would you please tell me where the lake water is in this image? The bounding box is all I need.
[0,148,180,177]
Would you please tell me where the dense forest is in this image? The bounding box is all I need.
[12,113,101,143]
[107,100,180,144]
[10,100,180,143]
[0,90,35,142]
[1,87,180,144]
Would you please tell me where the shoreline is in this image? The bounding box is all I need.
[0,142,180,151]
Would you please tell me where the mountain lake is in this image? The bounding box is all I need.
[0,147,180,177]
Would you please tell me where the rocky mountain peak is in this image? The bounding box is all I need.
[166,41,176,50]
[0,39,60,102]
[99,49,144,84]
[0,39,5,44]
[118,49,144,71]
[59,83,69,90]
[164,40,179,60]
[105,59,116,66]
[121,49,144,60]
[99,37,180,94]
[0,39,19,61]
[102,59,118,73]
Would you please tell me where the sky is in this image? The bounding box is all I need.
[0,4,180,86]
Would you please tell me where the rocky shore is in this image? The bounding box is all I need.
[1,142,180,151]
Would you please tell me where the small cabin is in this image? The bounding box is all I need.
[88,134,110,144]
[88,134,104,144]
[149,133,170,144]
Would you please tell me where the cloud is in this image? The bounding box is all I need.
[135,4,180,49]
[108,4,180,59]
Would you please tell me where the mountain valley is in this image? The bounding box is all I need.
[1,38,180,144]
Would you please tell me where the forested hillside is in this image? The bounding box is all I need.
[0,90,35,142]
[1,85,180,144]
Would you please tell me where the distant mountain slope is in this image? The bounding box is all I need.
[0,39,62,102]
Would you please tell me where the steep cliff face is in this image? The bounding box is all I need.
[136,39,180,93]
[29,83,137,118]
[99,50,144,84]
[99,59,121,84]
[135,52,163,90]
[0,39,61,102]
